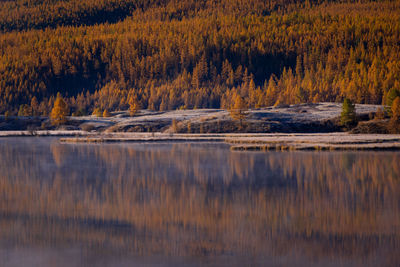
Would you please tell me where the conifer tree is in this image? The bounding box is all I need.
[92,108,102,117]
[340,98,357,128]
[391,97,400,121]
[230,94,248,127]
[30,96,39,116]
[386,88,400,115]
[103,109,111,117]
[129,95,140,116]
[388,97,400,133]
[50,93,69,125]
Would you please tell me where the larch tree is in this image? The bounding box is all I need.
[391,97,400,121]
[50,93,69,126]
[388,97,400,133]
[230,94,248,128]
[30,96,39,116]
[103,109,111,117]
[129,95,140,116]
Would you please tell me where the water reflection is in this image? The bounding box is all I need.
[0,137,399,266]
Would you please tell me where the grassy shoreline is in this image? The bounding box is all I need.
[55,132,400,151]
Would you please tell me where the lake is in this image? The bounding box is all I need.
[0,137,399,266]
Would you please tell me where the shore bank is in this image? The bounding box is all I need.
[55,132,400,151]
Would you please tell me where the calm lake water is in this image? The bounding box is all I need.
[0,137,399,266]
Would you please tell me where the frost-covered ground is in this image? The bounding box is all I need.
[1,101,399,151]
[0,130,90,137]
[0,102,383,134]
[66,102,381,132]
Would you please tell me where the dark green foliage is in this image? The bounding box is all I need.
[341,98,357,128]
[385,88,400,115]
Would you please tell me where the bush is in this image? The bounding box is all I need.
[81,123,96,132]
[72,108,87,117]
[374,107,386,120]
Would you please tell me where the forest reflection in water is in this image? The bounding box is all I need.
[0,137,399,266]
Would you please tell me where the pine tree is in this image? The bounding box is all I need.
[50,93,69,126]
[386,88,400,115]
[340,98,357,128]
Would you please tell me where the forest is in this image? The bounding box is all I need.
[0,0,399,116]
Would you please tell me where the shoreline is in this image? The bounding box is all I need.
[0,101,399,151]
[1,130,400,151]
[57,132,400,151]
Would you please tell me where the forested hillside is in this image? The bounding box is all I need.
[0,0,399,115]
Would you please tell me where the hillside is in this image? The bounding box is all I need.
[0,102,380,133]
[0,0,399,116]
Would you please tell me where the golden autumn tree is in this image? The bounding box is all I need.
[103,109,111,117]
[391,97,400,121]
[50,93,69,125]
[388,97,400,133]
[230,94,248,127]
[129,95,140,116]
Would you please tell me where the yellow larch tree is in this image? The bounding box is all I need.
[50,93,69,126]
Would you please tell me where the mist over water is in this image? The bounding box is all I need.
[0,137,399,266]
